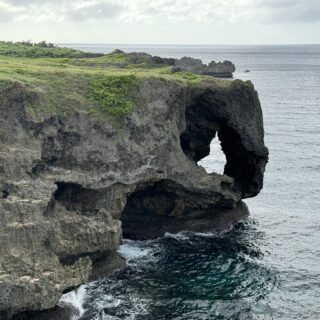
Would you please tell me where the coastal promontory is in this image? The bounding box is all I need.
[0,42,268,319]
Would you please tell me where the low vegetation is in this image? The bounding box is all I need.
[0,41,216,121]
[72,52,128,67]
[0,41,103,58]
[88,75,138,117]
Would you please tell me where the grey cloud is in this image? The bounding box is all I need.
[280,7,320,23]
[295,7,320,22]
[122,0,320,24]
[1,0,320,24]
[0,10,14,23]
[8,0,55,4]
[255,0,320,23]
[0,0,123,21]
[0,2,18,22]
[3,0,62,7]
[68,2,122,21]
[255,0,297,8]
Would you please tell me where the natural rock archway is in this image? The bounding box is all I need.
[180,82,268,198]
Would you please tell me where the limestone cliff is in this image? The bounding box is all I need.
[0,49,268,318]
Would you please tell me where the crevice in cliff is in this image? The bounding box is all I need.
[180,98,220,162]
[28,160,48,177]
[40,132,82,169]
[46,182,106,216]
[54,182,100,215]
[1,190,9,199]
[218,125,261,197]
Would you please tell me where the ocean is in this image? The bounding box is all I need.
[61,44,320,320]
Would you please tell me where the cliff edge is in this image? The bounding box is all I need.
[0,43,268,318]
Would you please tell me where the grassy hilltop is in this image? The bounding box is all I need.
[0,41,220,121]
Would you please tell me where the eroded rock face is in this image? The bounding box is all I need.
[0,78,268,317]
[111,50,236,78]
[174,57,236,78]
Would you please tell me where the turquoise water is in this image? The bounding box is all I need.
[64,45,320,320]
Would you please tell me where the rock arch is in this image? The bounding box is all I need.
[181,82,268,198]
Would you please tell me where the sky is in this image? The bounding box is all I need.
[0,0,319,44]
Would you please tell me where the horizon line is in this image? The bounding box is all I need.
[58,43,320,46]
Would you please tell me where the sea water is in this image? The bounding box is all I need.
[60,44,320,320]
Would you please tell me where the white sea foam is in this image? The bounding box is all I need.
[164,230,225,240]
[58,285,87,320]
[164,231,192,241]
[117,241,152,261]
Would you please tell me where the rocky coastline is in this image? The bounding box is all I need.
[0,44,268,319]
[108,49,236,78]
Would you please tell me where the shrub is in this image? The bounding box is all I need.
[88,75,138,117]
[0,41,102,58]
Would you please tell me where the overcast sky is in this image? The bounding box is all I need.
[0,0,319,44]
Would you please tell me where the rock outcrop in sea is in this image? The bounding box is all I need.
[173,56,235,78]
[109,50,236,78]
[0,47,268,319]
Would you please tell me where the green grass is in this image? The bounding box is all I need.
[71,53,129,69]
[0,42,227,122]
[0,41,102,58]
[171,71,202,82]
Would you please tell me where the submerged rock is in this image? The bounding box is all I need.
[0,75,268,317]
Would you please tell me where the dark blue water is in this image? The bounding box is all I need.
[62,45,320,320]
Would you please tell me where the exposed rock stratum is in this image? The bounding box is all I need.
[0,76,268,318]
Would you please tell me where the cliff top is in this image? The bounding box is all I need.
[0,42,235,122]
